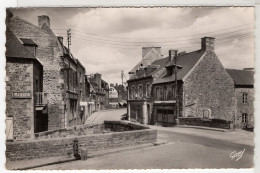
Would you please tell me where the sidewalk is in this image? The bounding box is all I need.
[6,141,161,170]
[149,125,254,147]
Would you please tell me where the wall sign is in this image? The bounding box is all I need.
[12,92,31,99]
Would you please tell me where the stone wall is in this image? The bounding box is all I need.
[235,88,254,128]
[7,16,65,130]
[6,59,34,140]
[34,124,105,140]
[183,51,235,121]
[104,120,149,131]
[179,117,231,129]
[6,121,157,161]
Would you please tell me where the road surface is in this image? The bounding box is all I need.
[35,109,254,169]
[85,108,126,125]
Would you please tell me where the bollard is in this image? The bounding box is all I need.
[81,149,88,160]
[73,138,81,160]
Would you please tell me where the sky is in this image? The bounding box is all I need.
[10,7,254,85]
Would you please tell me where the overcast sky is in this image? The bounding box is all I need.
[11,7,254,85]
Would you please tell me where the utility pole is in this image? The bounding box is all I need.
[174,50,179,125]
[121,70,124,86]
[67,29,71,51]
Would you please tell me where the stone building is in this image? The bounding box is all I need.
[6,13,87,138]
[128,37,236,128]
[109,85,119,108]
[127,47,168,124]
[88,73,109,111]
[114,84,128,107]
[226,69,254,129]
[5,29,44,141]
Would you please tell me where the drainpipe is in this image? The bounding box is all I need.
[174,50,179,125]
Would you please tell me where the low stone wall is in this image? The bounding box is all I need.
[179,117,232,129]
[104,120,149,132]
[6,121,157,161]
[34,124,105,140]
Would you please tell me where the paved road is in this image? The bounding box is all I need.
[85,108,126,125]
[34,109,254,169]
[35,130,254,169]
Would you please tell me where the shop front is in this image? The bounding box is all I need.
[153,101,176,127]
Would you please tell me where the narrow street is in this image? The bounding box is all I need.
[34,109,254,170]
[84,108,126,125]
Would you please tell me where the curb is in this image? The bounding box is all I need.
[12,158,77,170]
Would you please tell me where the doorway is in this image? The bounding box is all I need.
[35,110,48,133]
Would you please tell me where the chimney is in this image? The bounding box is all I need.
[201,37,215,52]
[94,73,102,88]
[57,36,63,44]
[168,49,177,62]
[38,15,50,29]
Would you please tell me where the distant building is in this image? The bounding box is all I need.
[88,73,109,111]
[109,86,119,108]
[5,29,43,141]
[226,69,254,129]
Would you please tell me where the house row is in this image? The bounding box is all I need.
[5,12,109,141]
[127,37,254,129]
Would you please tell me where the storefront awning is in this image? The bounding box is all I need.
[154,100,176,105]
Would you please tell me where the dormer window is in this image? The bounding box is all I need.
[20,38,38,58]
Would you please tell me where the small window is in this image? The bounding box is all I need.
[156,87,160,99]
[242,93,248,103]
[242,113,248,123]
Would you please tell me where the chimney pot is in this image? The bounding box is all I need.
[201,37,215,52]
[38,15,50,29]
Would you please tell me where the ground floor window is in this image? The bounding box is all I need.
[242,113,248,123]
[69,99,77,120]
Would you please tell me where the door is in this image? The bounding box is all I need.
[162,110,168,127]
[35,110,48,133]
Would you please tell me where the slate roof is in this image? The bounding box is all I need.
[128,57,169,81]
[226,69,254,86]
[6,29,35,59]
[153,49,205,84]
[20,38,38,46]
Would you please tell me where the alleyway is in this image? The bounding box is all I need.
[85,108,127,125]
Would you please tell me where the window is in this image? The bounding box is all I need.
[146,84,150,97]
[170,85,175,99]
[156,87,160,99]
[242,93,248,103]
[132,86,135,99]
[242,113,247,123]
[138,85,143,98]
[164,86,167,100]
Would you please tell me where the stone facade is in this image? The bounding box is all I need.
[6,59,43,141]
[234,88,254,128]
[182,50,235,121]
[7,14,87,137]
[89,73,109,111]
